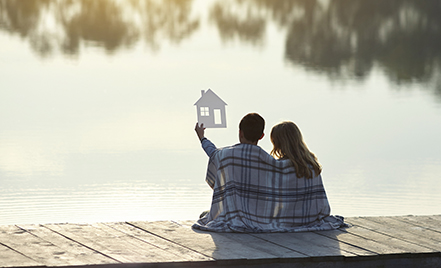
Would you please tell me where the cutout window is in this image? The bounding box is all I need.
[200,107,209,116]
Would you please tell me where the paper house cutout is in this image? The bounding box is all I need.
[194,89,227,128]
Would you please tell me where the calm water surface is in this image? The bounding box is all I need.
[1,0,441,225]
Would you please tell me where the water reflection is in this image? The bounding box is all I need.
[209,1,265,46]
[281,0,441,84]
[60,0,139,55]
[0,0,199,56]
[1,0,440,84]
[211,0,441,87]
[216,0,441,100]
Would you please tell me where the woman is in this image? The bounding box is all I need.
[270,121,321,179]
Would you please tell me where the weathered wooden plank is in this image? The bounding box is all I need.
[312,230,379,257]
[102,222,213,262]
[173,220,200,228]
[0,243,41,267]
[352,217,441,251]
[45,222,192,264]
[44,223,130,263]
[345,218,434,254]
[94,222,208,263]
[218,232,308,259]
[251,230,368,258]
[17,224,117,265]
[0,225,90,266]
[180,219,373,258]
[128,221,279,261]
[173,220,307,258]
[396,215,441,233]
[430,214,441,221]
[318,228,411,255]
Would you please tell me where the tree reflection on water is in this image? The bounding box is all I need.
[211,0,441,88]
[0,0,440,93]
[0,0,199,56]
[280,0,441,84]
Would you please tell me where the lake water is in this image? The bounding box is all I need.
[1,0,441,225]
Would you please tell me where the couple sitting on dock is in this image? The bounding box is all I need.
[193,113,347,233]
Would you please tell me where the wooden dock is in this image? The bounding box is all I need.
[1,215,441,268]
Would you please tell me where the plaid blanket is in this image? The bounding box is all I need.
[192,142,347,233]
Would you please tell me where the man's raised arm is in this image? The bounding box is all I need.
[195,123,217,157]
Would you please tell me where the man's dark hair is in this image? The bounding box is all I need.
[239,113,265,142]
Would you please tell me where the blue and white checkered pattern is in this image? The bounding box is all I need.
[193,140,347,233]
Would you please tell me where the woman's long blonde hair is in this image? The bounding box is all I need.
[270,121,322,179]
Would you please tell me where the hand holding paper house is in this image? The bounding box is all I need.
[194,89,227,128]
